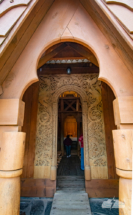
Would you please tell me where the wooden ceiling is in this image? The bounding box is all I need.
[37,42,99,69]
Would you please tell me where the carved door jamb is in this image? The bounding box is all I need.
[50,102,58,180]
[51,89,91,181]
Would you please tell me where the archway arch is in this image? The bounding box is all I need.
[35,38,117,98]
[31,71,110,182]
[21,68,118,198]
[52,84,88,103]
[36,38,100,72]
[20,39,101,100]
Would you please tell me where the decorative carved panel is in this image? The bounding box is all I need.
[34,76,53,167]
[34,74,108,179]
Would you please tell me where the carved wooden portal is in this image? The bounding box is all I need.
[34,74,108,180]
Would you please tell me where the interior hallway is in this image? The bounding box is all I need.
[57,155,84,176]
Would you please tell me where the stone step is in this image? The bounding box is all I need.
[52,201,89,207]
[57,178,84,181]
[57,181,85,185]
[57,188,85,192]
[50,191,92,215]
[57,176,85,189]
[57,185,85,189]
[57,183,85,189]
[57,176,84,179]
[56,189,86,193]
[54,192,88,200]
[57,179,85,183]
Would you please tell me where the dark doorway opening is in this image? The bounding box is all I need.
[57,91,82,156]
[57,91,84,181]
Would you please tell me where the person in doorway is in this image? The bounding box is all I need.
[63,135,72,158]
[78,134,84,170]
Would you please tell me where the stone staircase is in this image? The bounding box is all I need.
[50,176,92,215]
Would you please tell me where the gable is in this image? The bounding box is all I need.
[0,0,133,99]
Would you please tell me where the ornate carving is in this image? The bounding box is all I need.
[35,74,107,174]
[34,78,53,166]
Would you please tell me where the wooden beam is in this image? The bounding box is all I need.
[38,64,99,75]
[64,100,76,111]
[21,82,39,178]
[44,43,62,55]
[0,0,54,84]
[68,43,99,67]
[37,43,67,69]
[101,82,118,179]
[80,0,133,72]
[76,99,79,111]
[52,56,85,60]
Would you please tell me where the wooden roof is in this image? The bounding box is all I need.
[0,0,132,55]
[0,0,133,93]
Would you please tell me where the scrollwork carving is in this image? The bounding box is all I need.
[34,74,107,171]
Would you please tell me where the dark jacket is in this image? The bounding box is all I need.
[63,137,72,146]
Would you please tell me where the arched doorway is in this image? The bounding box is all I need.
[0,1,132,214]
[20,41,119,199]
[57,91,84,190]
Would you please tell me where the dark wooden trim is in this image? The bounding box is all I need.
[101,82,118,179]
[68,43,98,66]
[21,82,39,178]
[21,178,118,198]
[58,111,82,113]
[38,63,99,75]
[42,62,98,69]
[38,43,68,68]
[85,179,119,198]
[59,97,80,100]
[21,179,56,198]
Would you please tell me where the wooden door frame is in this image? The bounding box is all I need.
[51,84,91,181]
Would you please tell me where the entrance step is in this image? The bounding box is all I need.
[57,176,85,189]
[50,176,91,215]
[56,188,85,192]
[50,191,92,215]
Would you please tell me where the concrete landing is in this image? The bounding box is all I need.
[50,191,92,215]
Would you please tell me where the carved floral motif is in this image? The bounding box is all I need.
[35,74,107,170]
